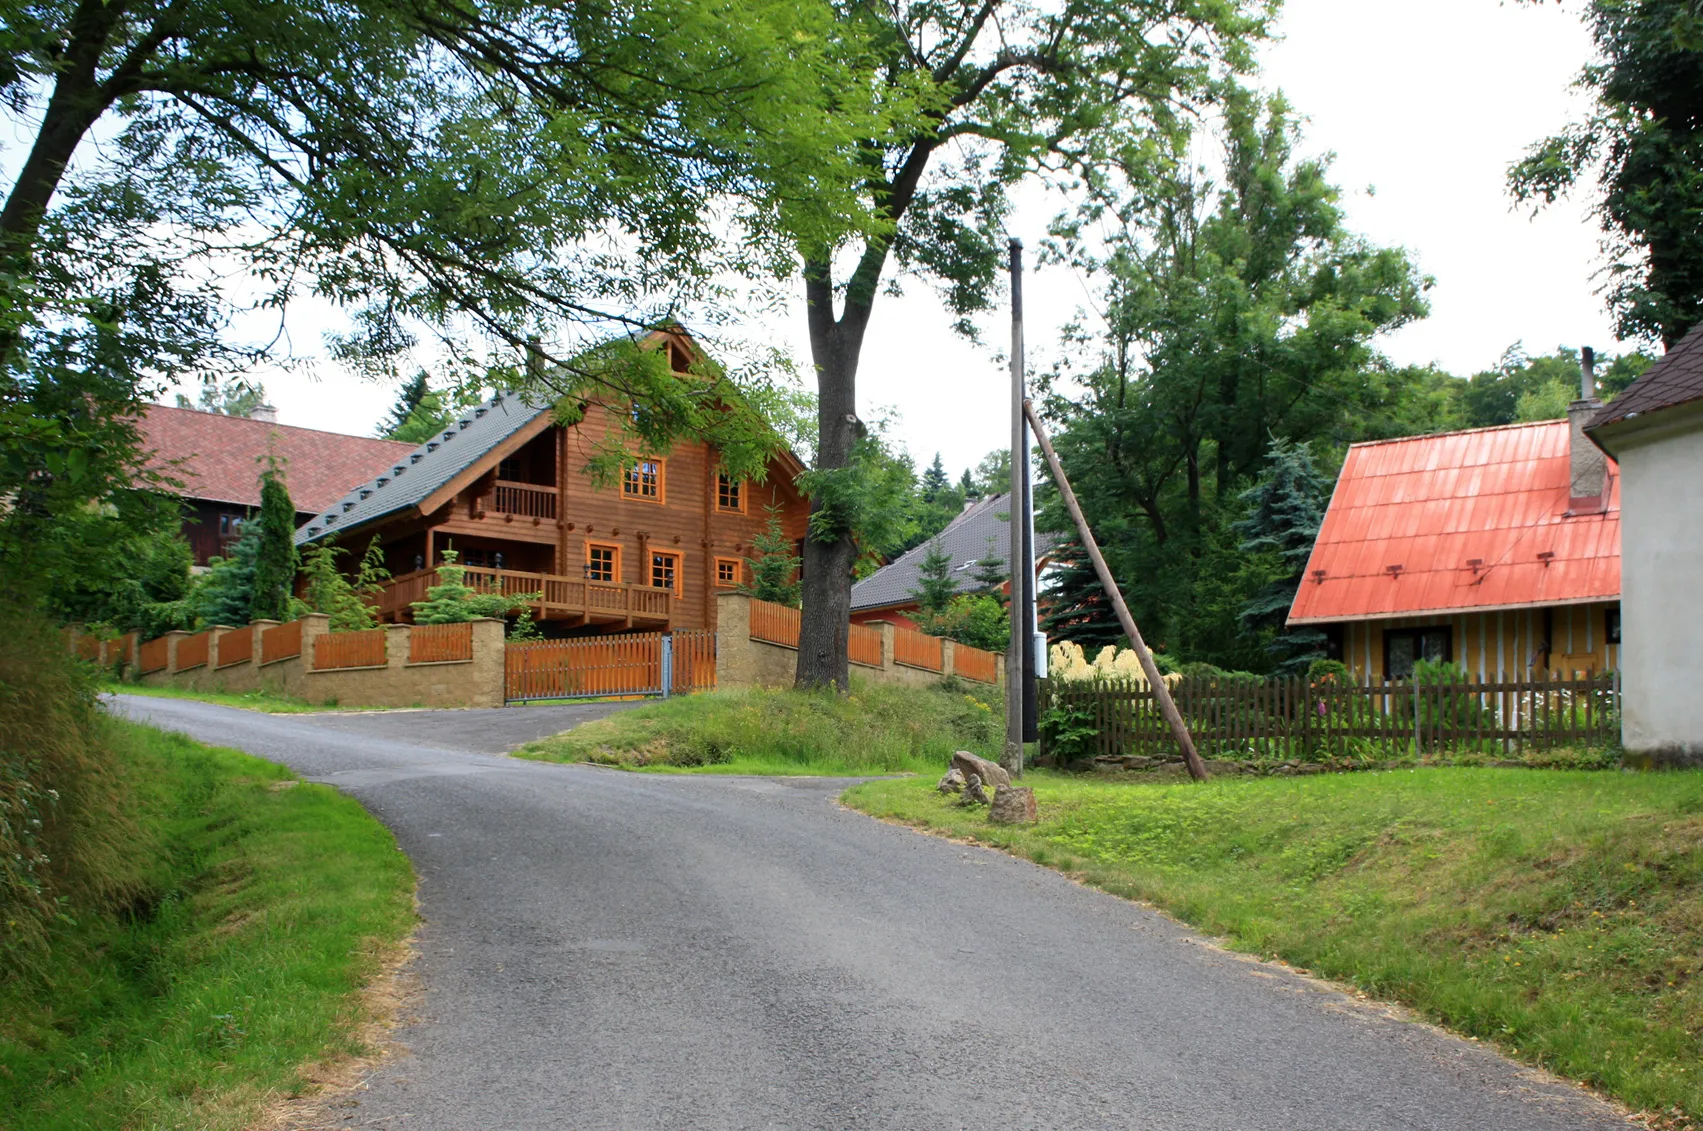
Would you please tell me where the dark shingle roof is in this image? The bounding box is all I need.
[1589,321,1703,431]
[850,493,1058,612]
[139,404,414,512]
[295,391,551,545]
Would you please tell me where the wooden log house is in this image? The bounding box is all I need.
[294,330,810,636]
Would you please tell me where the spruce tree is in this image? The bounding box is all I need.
[383,372,430,435]
[971,535,1007,599]
[920,453,949,503]
[740,507,802,607]
[1233,437,1331,673]
[190,529,259,627]
[1038,539,1121,652]
[909,540,958,618]
[249,459,298,622]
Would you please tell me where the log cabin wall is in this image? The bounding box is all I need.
[340,402,809,635]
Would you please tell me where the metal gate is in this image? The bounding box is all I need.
[504,631,715,703]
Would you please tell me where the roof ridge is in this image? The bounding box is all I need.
[144,401,415,448]
[1344,418,1567,452]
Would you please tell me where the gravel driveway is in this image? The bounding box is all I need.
[110,694,1634,1131]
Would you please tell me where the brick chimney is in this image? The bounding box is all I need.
[251,403,278,424]
[1566,346,1607,513]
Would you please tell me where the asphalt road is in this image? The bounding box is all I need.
[110,694,1634,1131]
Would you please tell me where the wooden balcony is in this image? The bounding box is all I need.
[477,480,557,522]
[375,566,672,627]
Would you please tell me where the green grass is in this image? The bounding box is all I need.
[0,720,416,1130]
[106,681,399,713]
[514,679,1004,775]
[846,768,1703,1127]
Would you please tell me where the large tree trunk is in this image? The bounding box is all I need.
[795,262,873,690]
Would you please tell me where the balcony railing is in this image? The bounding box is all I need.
[482,480,557,521]
[375,566,672,625]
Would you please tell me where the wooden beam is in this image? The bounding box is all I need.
[1023,399,1208,782]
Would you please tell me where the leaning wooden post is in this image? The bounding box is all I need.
[1023,399,1208,782]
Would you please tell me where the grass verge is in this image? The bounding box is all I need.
[106,681,396,714]
[845,768,1703,1127]
[514,679,1002,775]
[1,719,415,1130]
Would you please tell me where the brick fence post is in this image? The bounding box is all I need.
[715,592,753,688]
[162,629,189,674]
[249,620,279,672]
[876,621,896,676]
[470,618,506,707]
[206,625,233,670]
[385,623,411,671]
[298,613,332,669]
[942,639,957,679]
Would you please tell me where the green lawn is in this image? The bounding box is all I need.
[515,680,1003,775]
[106,681,400,713]
[846,768,1703,1127]
[1,721,416,1130]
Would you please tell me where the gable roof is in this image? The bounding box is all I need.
[850,493,1058,613]
[1288,420,1620,626]
[1588,320,1703,436]
[296,391,552,545]
[139,404,415,513]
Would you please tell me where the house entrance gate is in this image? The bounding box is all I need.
[504,631,716,703]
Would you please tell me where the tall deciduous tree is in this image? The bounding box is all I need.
[788,0,1269,690]
[1511,0,1703,345]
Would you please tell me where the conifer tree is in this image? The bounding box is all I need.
[190,529,259,627]
[920,454,949,503]
[383,372,430,436]
[909,540,958,618]
[249,459,298,622]
[1038,539,1121,652]
[740,507,802,608]
[1233,437,1331,673]
[971,536,1008,599]
[412,548,538,624]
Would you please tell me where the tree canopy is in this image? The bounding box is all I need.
[1510,0,1703,345]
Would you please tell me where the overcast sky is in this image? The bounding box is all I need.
[158,0,1621,478]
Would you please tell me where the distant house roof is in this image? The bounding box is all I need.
[296,391,552,545]
[1588,320,1703,438]
[850,493,1058,613]
[139,404,415,513]
[1288,420,1620,626]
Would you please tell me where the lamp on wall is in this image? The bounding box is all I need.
[494,552,505,570]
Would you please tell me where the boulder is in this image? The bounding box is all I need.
[958,773,990,807]
[950,750,1011,791]
[989,784,1037,825]
[936,767,966,794]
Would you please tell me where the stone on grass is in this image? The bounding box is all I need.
[957,773,990,807]
[989,784,1037,825]
[950,750,1010,791]
[936,767,966,794]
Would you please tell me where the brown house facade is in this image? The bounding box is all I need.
[295,333,809,636]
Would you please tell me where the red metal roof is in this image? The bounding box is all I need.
[1288,420,1620,625]
[138,403,415,512]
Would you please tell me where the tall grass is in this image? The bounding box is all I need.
[515,679,1003,775]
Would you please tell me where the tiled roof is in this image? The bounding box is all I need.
[1288,420,1620,625]
[139,404,415,512]
[850,493,1058,612]
[295,391,551,545]
[1588,320,1703,431]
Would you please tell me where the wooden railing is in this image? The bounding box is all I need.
[376,567,672,625]
[749,598,802,647]
[216,625,253,668]
[489,480,557,520]
[138,636,168,675]
[953,643,999,684]
[261,619,302,665]
[848,623,882,668]
[893,626,943,672]
[410,622,473,663]
[177,629,210,671]
[313,629,387,671]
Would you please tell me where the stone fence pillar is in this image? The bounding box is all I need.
[249,620,279,671]
[162,629,188,674]
[298,613,332,669]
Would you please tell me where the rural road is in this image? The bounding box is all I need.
[111,694,1634,1131]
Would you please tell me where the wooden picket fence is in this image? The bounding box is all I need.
[750,599,801,648]
[137,636,168,675]
[953,644,999,685]
[848,623,883,668]
[261,619,302,665]
[216,625,253,668]
[410,622,473,664]
[176,630,211,671]
[312,628,387,671]
[1040,672,1621,762]
[894,628,943,672]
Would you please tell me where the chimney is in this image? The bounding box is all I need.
[251,403,278,424]
[1566,346,1606,513]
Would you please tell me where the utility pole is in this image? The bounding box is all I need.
[1004,239,1028,778]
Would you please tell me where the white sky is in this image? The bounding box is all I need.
[153,0,1620,479]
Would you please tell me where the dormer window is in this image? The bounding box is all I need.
[411,453,423,464]
[359,489,372,500]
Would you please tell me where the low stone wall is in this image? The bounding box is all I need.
[714,592,1002,692]
[123,614,506,708]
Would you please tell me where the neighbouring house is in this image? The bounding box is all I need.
[138,403,415,566]
[1586,328,1703,764]
[294,328,811,637]
[850,493,1055,631]
[1287,384,1621,682]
